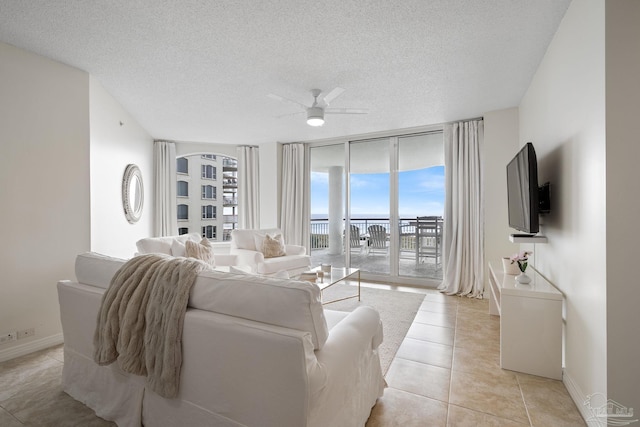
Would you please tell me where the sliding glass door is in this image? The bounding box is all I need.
[309,130,444,286]
[348,138,390,275]
[397,133,445,279]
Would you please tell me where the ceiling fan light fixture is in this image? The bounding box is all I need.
[306,107,325,126]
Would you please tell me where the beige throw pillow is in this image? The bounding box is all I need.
[185,238,216,267]
[261,234,286,258]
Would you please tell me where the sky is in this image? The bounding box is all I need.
[311,166,445,219]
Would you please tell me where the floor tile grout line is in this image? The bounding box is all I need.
[392,355,452,371]
[515,374,534,426]
[445,300,460,426]
[384,385,451,406]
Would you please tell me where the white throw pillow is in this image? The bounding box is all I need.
[170,239,187,257]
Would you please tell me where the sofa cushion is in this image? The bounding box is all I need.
[259,254,311,275]
[136,233,201,255]
[75,252,127,289]
[75,252,326,349]
[189,270,329,350]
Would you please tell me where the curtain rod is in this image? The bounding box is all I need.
[446,116,484,124]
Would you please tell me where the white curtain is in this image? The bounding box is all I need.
[438,120,484,297]
[237,145,260,229]
[153,140,177,236]
[280,143,310,247]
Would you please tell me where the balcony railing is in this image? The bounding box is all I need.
[223,197,238,206]
[310,217,442,251]
[223,215,238,223]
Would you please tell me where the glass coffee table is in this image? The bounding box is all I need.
[308,266,361,305]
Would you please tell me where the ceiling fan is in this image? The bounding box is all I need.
[268,88,368,127]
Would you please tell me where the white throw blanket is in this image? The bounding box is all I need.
[93,254,208,398]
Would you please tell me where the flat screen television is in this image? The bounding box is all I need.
[506,142,540,234]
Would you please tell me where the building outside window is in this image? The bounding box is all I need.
[177,180,189,197]
[176,154,237,242]
[202,185,216,200]
[177,157,188,174]
[178,227,189,235]
[202,225,216,239]
[202,164,216,180]
[177,204,189,220]
[202,205,216,219]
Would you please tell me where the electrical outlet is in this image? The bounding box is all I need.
[0,332,17,344]
[17,328,35,339]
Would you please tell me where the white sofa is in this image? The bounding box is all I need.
[136,233,237,266]
[230,228,311,276]
[57,252,385,427]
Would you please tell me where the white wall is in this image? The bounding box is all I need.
[176,141,237,159]
[89,77,154,258]
[0,42,90,360]
[605,0,640,413]
[518,0,607,409]
[482,108,520,287]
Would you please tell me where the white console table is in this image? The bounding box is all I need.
[488,262,563,380]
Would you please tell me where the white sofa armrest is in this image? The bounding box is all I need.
[230,248,264,272]
[214,254,237,267]
[285,244,307,256]
[315,306,383,376]
[319,307,382,360]
[309,306,385,421]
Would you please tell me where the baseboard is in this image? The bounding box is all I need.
[0,333,64,363]
[563,369,598,427]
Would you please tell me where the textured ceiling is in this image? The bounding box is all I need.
[0,0,570,145]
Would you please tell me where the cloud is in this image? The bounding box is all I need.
[310,171,328,184]
[418,175,445,191]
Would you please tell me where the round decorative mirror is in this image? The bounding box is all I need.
[122,164,144,223]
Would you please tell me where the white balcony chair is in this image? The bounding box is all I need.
[346,224,366,255]
[415,216,442,268]
[367,225,389,256]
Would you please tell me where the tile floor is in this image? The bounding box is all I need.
[366,291,586,427]
[0,288,586,426]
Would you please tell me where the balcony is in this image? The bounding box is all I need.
[310,217,443,281]
[223,197,238,206]
[223,215,238,223]
[223,159,238,170]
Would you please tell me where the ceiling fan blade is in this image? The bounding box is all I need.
[325,108,369,114]
[276,111,306,118]
[267,93,308,109]
[321,87,345,105]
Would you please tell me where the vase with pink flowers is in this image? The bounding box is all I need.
[510,251,532,284]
